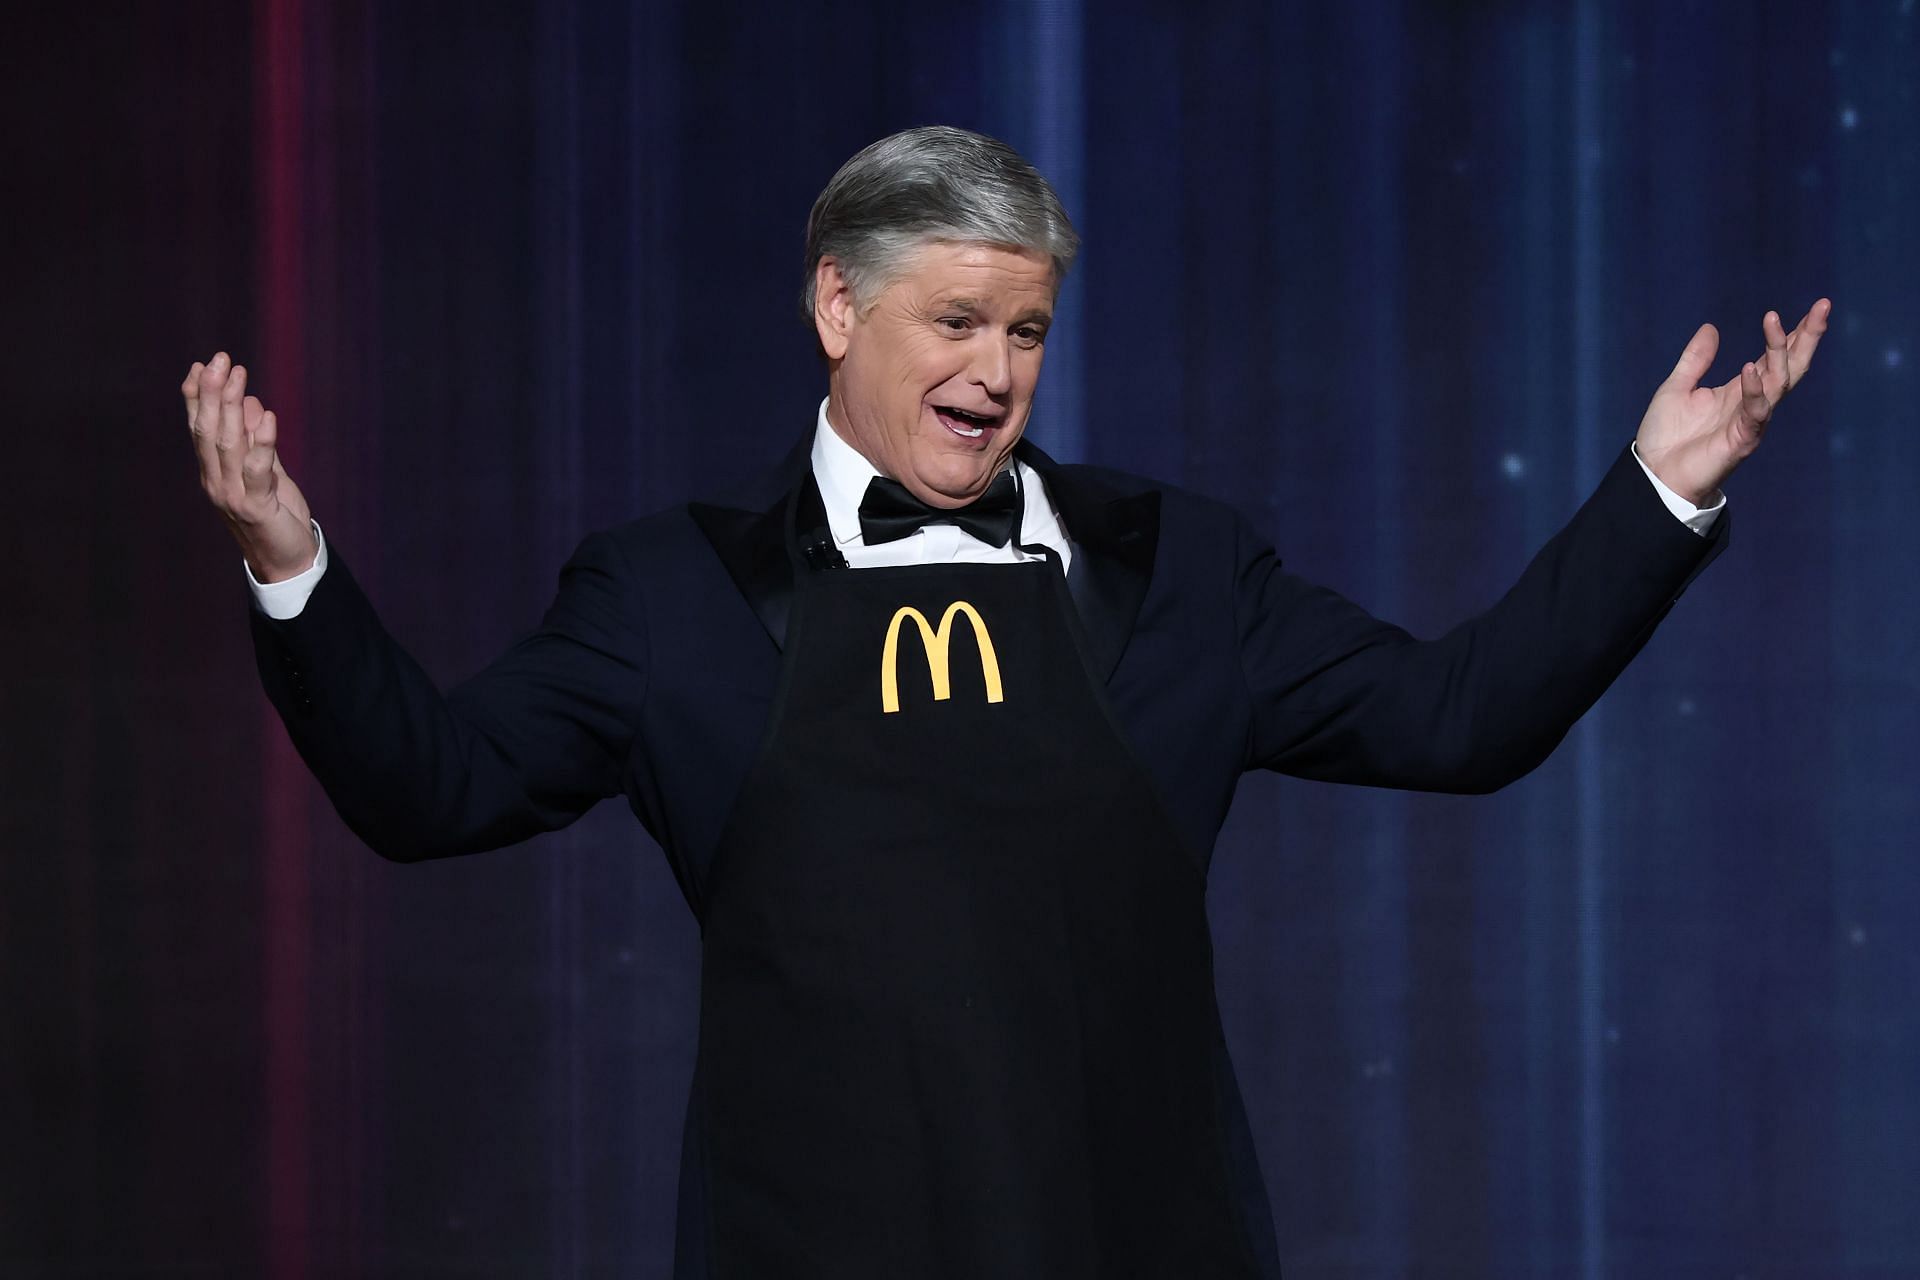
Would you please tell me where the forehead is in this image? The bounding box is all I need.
[895,241,1057,307]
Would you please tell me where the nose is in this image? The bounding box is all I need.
[968,331,1013,397]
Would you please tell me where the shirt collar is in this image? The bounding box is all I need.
[810,398,881,548]
[808,397,1069,555]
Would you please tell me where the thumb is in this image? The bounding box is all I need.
[1665,322,1719,393]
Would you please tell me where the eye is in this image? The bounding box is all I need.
[1012,325,1047,348]
[937,317,971,333]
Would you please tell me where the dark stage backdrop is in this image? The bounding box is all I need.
[4,1,1915,1276]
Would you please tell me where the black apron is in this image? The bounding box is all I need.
[687,530,1261,1278]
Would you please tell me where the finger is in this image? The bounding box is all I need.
[1764,308,1788,363]
[217,363,249,491]
[241,408,278,497]
[192,353,230,486]
[1739,360,1771,432]
[243,394,266,443]
[1667,323,1719,393]
[1762,309,1790,398]
[181,361,205,428]
[1784,297,1832,384]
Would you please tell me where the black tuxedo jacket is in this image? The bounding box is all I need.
[249,434,1723,1274]
[251,435,1724,913]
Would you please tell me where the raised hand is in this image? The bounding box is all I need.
[1634,298,1832,505]
[183,352,317,582]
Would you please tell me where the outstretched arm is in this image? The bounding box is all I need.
[246,533,647,861]
[185,353,647,860]
[1239,303,1830,792]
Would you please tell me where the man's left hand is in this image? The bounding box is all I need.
[1634,298,1832,505]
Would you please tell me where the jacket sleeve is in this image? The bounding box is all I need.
[248,531,647,861]
[1234,444,1727,793]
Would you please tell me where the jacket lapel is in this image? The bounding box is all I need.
[690,433,1162,681]
[1016,440,1160,683]
[688,434,812,650]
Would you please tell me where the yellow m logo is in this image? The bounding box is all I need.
[880,601,1005,714]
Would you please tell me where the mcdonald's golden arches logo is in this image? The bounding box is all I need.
[880,602,1004,714]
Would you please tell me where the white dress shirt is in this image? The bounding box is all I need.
[244,405,1720,619]
[809,399,1073,574]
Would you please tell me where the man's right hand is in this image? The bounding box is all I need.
[184,351,316,583]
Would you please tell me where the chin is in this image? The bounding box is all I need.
[916,447,1012,501]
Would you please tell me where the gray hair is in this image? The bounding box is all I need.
[800,125,1080,323]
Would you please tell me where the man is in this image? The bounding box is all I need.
[185,127,1828,1278]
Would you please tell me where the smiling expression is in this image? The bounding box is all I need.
[815,241,1056,509]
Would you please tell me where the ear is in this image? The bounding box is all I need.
[813,257,855,361]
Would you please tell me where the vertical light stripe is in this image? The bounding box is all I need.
[627,7,679,514]
[1518,17,1558,1272]
[1829,1,1920,1263]
[539,3,586,1273]
[343,11,381,1263]
[254,0,312,1274]
[1571,4,1609,1277]
[1343,2,1411,1266]
[1005,0,1086,462]
[1513,14,1573,1272]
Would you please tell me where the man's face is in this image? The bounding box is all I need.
[817,241,1055,509]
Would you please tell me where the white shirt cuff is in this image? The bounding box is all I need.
[1630,442,1725,537]
[245,520,328,619]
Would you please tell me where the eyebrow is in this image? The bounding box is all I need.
[937,298,1053,326]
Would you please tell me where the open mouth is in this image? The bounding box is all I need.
[933,405,1002,439]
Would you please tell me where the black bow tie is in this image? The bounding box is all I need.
[857,471,1020,548]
